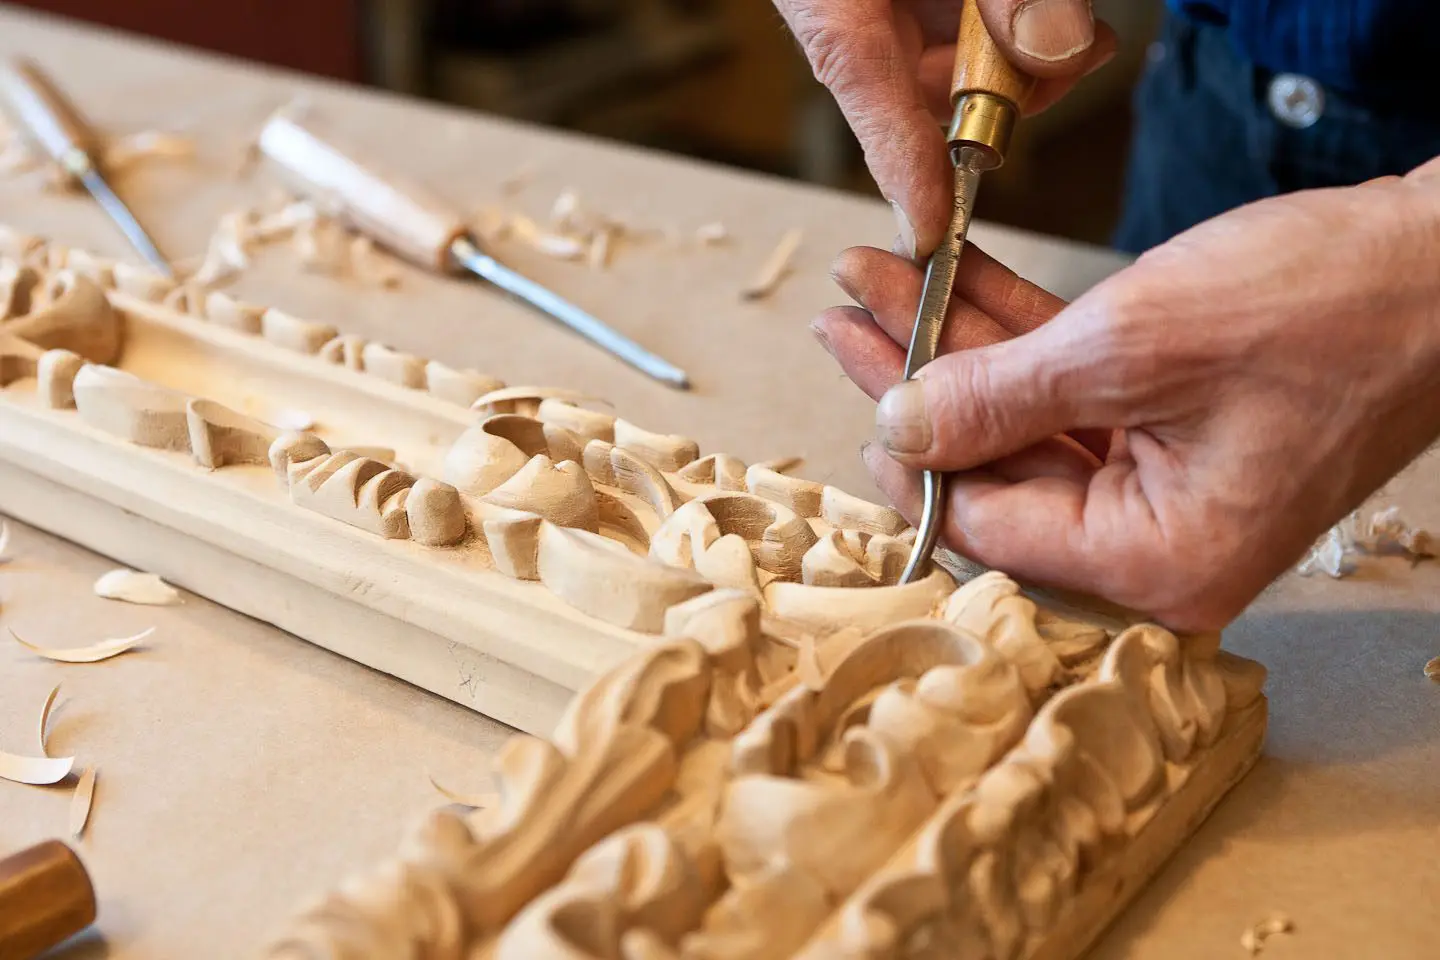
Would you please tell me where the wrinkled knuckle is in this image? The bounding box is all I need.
[798,18,897,95]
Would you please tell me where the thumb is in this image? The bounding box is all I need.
[874,332,1087,471]
[976,0,1098,75]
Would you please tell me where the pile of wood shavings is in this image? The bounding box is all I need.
[182,195,402,290]
[1296,506,1434,578]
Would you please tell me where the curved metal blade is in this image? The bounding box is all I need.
[898,146,989,584]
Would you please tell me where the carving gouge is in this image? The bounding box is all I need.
[899,1,1033,584]
[0,58,172,276]
[258,114,691,390]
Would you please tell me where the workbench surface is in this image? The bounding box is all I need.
[2,8,1437,959]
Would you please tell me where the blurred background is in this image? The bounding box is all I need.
[4,0,1162,246]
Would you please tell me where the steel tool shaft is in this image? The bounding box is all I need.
[898,1,1033,583]
[258,114,690,390]
[0,58,171,276]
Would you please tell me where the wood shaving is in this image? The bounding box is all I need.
[0,746,73,785]
[588,228,614,271]
[3,688,75,784]
[100,131,194,173]
[741,228,803,301]
[188,210,253,288]
[510,215,586,261]
[70,766,97,839]
[1360,506,1434,562]
[249,201,319,244]
[1299,506,1434,578]
[549,190,581,231]
[38,683,60,755]
[349,236,401,289]
[427,772,498,809]
[1425,656,1440,682]
[93,569,181,606]
[0,518,10,562]
[694,222,729,245]
[1240,914,1293,955]
[9,625,153,663]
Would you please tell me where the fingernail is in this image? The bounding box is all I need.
[1013,0,1094,62]
[811,320,836,359]
[876,380,931,454]
[828,260,861,305]
[889,200,916,260]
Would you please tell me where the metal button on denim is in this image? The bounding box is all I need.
[1267,73,1325,128]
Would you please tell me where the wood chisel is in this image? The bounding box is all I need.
[899,0,1033,583]
[0,58,172,276]
[258,114,691,390]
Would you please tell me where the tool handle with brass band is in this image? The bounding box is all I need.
[948,1,1035,160]
[0,58,97,178]
[258,114,468,273]
[0,840,98,960]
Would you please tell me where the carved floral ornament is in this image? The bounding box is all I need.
[0,226,1269,960]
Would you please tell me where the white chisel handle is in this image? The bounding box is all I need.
[258,114,467,273]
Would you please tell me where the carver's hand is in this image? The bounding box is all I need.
[773,0,1115,258]
[814,159,1440,630]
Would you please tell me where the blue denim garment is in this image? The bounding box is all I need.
[1113,14,1440,252]
[1168,0,1433,110]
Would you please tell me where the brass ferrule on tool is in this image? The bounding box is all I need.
[947,91,1019,167]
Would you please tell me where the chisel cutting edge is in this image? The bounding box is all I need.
[0,58,172,276]
[898,1,1034,583]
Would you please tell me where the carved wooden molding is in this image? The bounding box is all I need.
[0,226,1268,957]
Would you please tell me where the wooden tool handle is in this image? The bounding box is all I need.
[0,840,97,959]
[950,0,1035,108]
[259,114,468,273]
[0,58,95,172]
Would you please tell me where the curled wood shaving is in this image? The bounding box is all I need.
[1240,914,1293,955]
[741,228,803,301]
[1425,656,1440,682]
[188,210,253,288]
[510,215,586,261]
[249,201,319,244]
[70,766,97,839]
[39,683,60,755]
[427,772,498,809]
[94,569,181,606]
[1361,506,1434,562]
[9,625,153,663]
[694,222,729,245]
[101,131,194,173]
[0,747,73,785]
[3,689,75,784]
